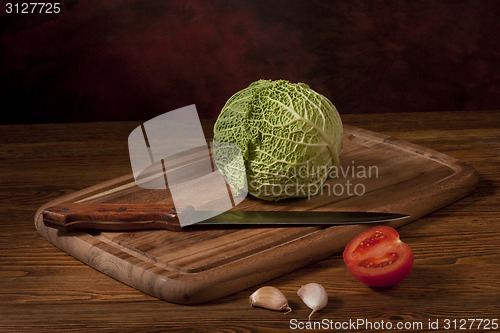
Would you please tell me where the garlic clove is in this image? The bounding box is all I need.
[249,286,292,313]
[297,283,328,320]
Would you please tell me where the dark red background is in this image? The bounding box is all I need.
[1,0,500,123]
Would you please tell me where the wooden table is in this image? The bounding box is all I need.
[1,111,498,332]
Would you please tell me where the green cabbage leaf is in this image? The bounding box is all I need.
[213,79,343,201]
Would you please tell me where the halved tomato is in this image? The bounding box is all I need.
[343,226,413,287]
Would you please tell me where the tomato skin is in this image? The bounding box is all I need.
[343,226,414,287]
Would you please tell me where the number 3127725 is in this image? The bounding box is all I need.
[5,2,62,14]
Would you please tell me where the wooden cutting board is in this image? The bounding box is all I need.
[34,125,478,304]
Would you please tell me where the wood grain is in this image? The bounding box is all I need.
[1,111,498,332]
[33,123,478,304]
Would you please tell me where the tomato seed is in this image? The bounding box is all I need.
[358,253,399,268]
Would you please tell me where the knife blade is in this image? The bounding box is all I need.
[42,203,409,232]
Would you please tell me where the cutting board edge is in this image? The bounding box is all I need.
[33,174,477,305]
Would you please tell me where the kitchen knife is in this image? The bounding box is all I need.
[42,203,409,232]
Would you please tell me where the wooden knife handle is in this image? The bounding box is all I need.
[42,203,183,232]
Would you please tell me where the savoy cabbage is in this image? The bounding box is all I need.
[213,79,343,201]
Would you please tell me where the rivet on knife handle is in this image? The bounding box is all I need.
[42,203,182,232]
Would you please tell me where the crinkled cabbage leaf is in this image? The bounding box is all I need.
[213,79,343,201]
